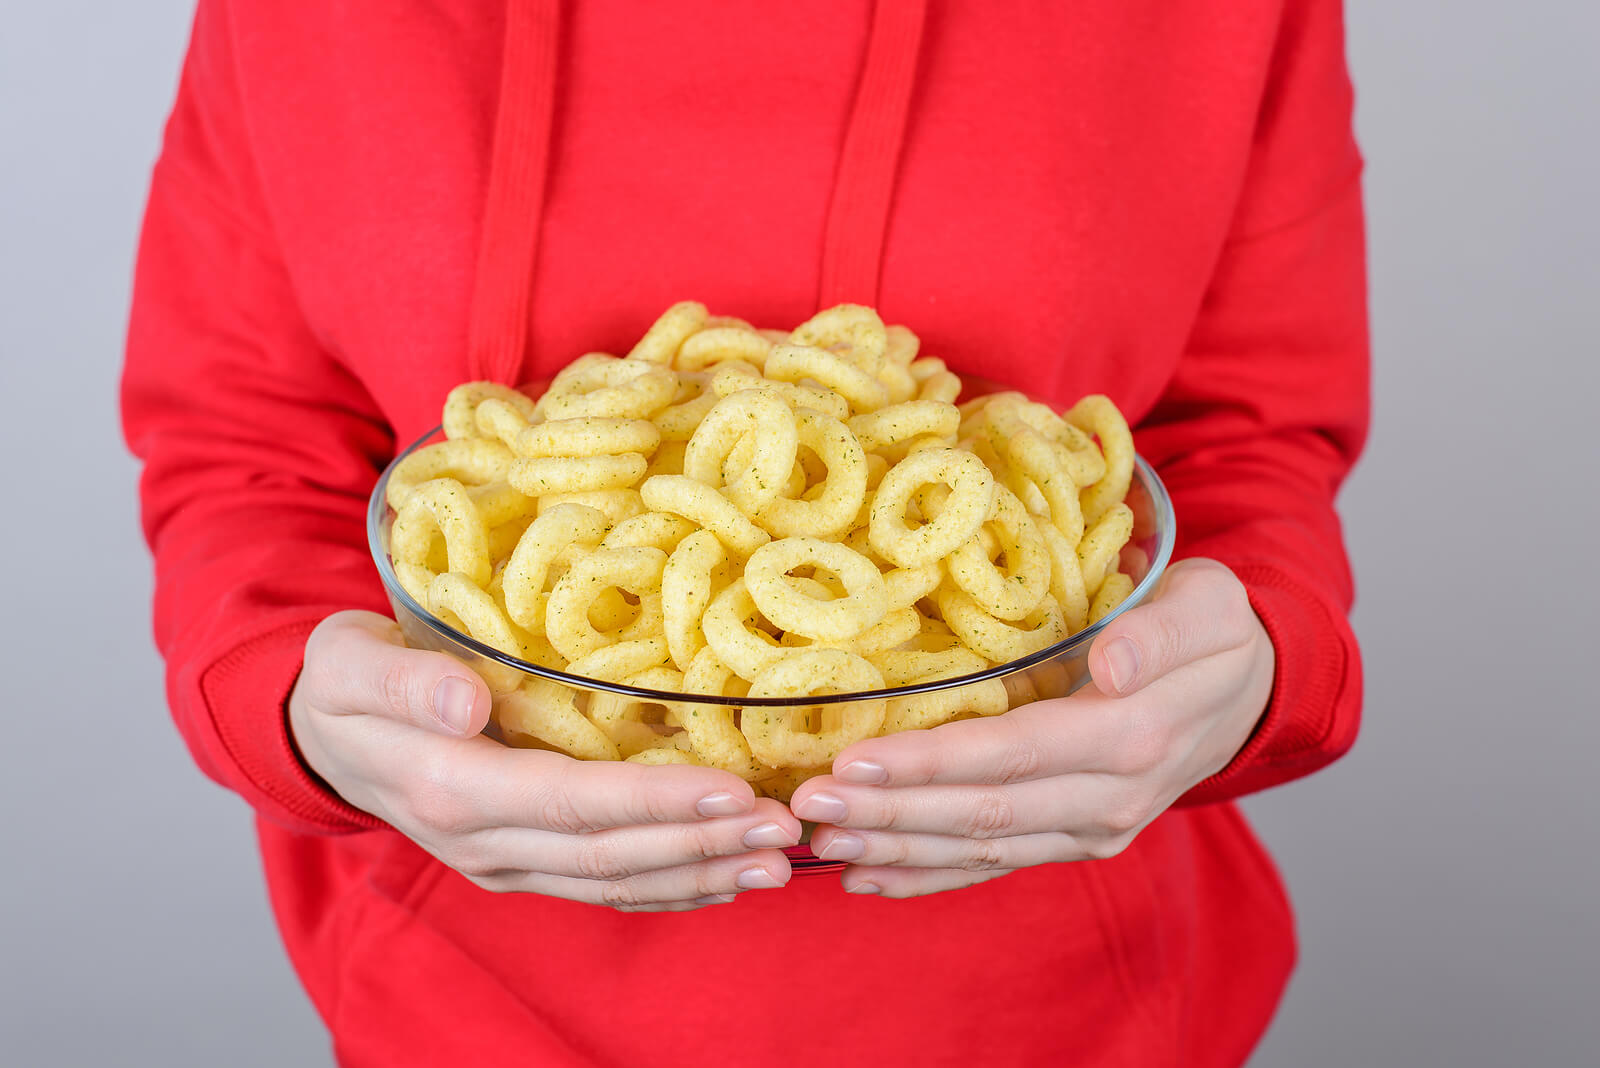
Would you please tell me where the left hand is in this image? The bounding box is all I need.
[791,558,1275,898]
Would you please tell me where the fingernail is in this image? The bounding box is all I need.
[737,867,784,890]
[793,793,847,824]
[695,893,737,905]
[816,834,865,862]
[742,822,796,849]
[1104,637,1141,695]
[697,792,748,818]
[846,881,881,896]
[836,760,886,785]
[432,677,475,734]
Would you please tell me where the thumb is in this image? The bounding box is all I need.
[306,610,493,736]
[1086,558,1250,698]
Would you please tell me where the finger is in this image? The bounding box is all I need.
[1087,557,1255,698]
[792,775,1146,840]
[469,748,764,832]
[820,699,1131,789]
[809,825,1087,870]
[488,849,793,908]
[305,609,492,736]
[466,799,800,879]
[839,864,1012,900]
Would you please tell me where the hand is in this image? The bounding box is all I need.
[289,611,800,911]
[790,558,1274,898]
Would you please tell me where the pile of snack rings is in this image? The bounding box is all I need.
[385,302,1137,798]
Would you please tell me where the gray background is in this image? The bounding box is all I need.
[2,2,1595,1065]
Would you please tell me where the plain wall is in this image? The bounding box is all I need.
[1,3,1594,1065]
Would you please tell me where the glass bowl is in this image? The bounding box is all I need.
[367,416,1174,873]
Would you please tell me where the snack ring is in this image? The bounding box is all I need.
[650,372,722,442]
[788,304,888,375]
[498,678,621,761]
[869,448,996,568]
[386,438,513,510]
[676,326,774,373]
[848,399,961,453]
[442,381,540,441]
[544,546,668,661]
[683,390,799,515]
[625,300,708,365]
[744,536,890,643]
[1090,572,1136,625]
[661,530,726,671]
[562,637,671,684]
[1077,502,1135,600]
[425,572,526,695]
[945,485,1051,621]
[708,362,851,421]
[502,503,612,634]
[509,453,648,495]
[765,343,890,414]
[676,648,767,780]
[599,511,697,554]
[588,666,689,757]
[639,474,771,558]
[541,354,680,420]
[701,578,792,683]
[883,678,1009,733]
[1038,521,1091,635]
[752,407,868,540]
[517,416,661,459]
[937,586,1068,664]
[1067,394,1135,526]
[390,477,492,588]
[742,650,887,768]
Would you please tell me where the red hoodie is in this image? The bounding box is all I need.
[123,1,1366,1064]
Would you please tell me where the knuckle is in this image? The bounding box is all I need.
[684,823,726,862]
[885,834,915,867]
[1152,613,1189,672]
[574,839,631,882]
[961,793,1016,838]
[959,840,1009,872]
[539,787,597,835]
[599,879,644,910]
[691,864,725,900]
[637,780,674,825]
[533,763,602,834]
[866,790,902,830]
[993,738,1044,784]
[378,659,419,721]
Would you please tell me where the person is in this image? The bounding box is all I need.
[122,1,1367,1064]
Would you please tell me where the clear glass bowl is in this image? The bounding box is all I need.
[367,417,1175,872]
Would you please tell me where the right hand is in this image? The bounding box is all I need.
[288,611,799,911]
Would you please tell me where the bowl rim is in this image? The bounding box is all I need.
[367,424,1176,706]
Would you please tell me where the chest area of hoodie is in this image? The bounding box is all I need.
[246,1,1280,445]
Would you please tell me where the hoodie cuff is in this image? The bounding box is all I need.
[198,617,386,835]
[1176,562,1361,807]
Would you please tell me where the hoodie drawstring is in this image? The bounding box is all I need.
[468,0,561,384]
[818,0,927,309]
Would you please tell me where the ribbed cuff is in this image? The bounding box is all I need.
[199,616,386,835]
[1176,563,1360,807]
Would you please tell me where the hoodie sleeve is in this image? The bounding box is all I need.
[1144,0,1369,805]
[122,0,388,835]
